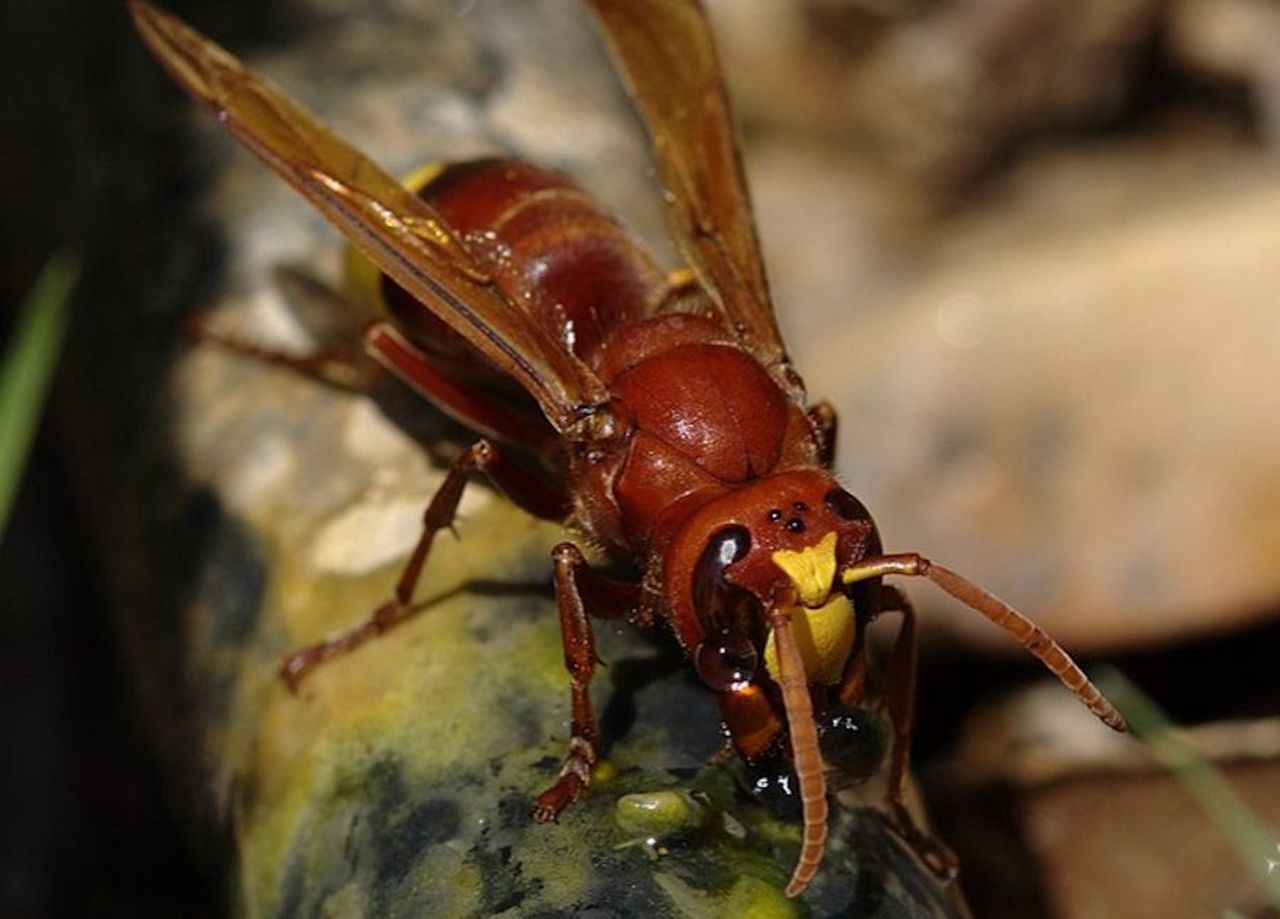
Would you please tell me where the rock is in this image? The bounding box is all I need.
[708,0,1163,195]
[937,684,1280,918]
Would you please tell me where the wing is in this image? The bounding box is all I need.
[129,0,606,434]
[585,0,789,372]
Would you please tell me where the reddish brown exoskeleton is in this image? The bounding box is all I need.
[130,0,1126,898]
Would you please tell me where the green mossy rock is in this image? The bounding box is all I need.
[192,490,963,917]
[172,348,967,916]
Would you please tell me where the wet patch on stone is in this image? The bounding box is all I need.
[470,840,543,914]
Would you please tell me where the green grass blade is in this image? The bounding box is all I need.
[0,253,78,534]
[1098,668,1280,911]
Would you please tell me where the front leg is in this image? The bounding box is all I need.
[875,585,959,878]
[532,543,639,822]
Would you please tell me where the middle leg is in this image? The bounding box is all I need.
[532,542,640,822]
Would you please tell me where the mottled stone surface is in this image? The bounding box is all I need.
[192,502,963,917]
[709,0,1163,193]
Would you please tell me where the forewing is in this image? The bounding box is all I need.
[130,0,604,433]
[585,0,788,370]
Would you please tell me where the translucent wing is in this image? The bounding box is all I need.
[129,0,606,434]
[585,0,789,371]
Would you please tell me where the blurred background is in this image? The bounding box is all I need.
[2,0,1278,915]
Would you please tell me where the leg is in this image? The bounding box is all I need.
[878,587,917,809]
[532,543,640,822]
[875,585,959,877]
[807,400,838,468]
[190,313,378,392]
[841,553,1127,732]
[279,438,531,689]
[191,265,382,391]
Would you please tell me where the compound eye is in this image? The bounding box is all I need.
[691,526,764,663]
[694,628,758,691]
[824,488,867,522]
[692,526,752,615]
[705,525,751,568]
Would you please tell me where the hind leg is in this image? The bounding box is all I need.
[278,438,555,689]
